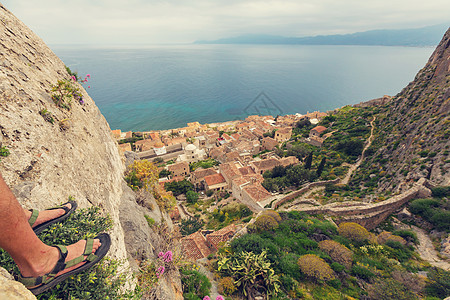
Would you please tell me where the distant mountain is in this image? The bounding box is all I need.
[195,24,449,46]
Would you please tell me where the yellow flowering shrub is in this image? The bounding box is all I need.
[297,254,335,282]
[338,222,372,243]
[318,240,353,268]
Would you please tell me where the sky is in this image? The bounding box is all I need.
[2,0,450,45]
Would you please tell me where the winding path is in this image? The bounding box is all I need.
[410,225,450,271]
[279,116,377,210]
[341,116,376,184]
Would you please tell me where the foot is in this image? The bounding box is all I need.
[22,239,102,285]
[24,203,72,228]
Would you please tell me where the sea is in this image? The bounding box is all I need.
[51,44,434,131]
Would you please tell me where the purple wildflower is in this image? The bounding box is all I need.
[163,251,173,262]
[156,266,165,278]
[79,98,84,105]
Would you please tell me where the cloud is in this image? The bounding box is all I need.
[2,0,449,44]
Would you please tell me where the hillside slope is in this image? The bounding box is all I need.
[353,28,450,192]
[0,4,181,298]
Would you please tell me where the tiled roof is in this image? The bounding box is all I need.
[251,158,281,170]
[220,162,241,181]
[168,161,189,172]
[181,231,212,260]
[238,166,255,176]
[118,143,132,152]
[111,129,121,139]
[206,224,237,250]
[276,127,292,134]
[225,152,240,162]
[204,173,226,186]
[312,126,327,133]
[192,168,217,180]
[243,184,272,202]
[279,156,299,167]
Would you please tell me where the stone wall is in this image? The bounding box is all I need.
[273,179,340,209]
[292,179,431,230]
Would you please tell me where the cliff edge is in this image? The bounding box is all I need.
[0,3,181,298]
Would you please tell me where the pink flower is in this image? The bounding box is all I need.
[203,297,211,300]
[163,251,173,262]
[156,266,165,278]
[158,252,164,258]
[86,74,91,78]
[216,296,224,300]
[88,86,91,88]
[71,76,76,81]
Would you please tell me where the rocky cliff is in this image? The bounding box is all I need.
[0,3,181,298]
[355,27,450,192]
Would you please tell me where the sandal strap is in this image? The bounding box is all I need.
[18,245,68,287]
[65,239,98,269]
[47,202,72,213]
[28,209,39,227]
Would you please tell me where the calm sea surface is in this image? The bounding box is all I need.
[51,44,434,131]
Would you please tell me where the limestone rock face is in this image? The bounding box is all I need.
[0,267,36,300]
[0,4,181,299]
[0,1,128,263]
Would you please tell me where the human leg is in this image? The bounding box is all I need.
[0,173,104,291]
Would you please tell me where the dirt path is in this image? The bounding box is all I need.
[341,116,376,184]
[410,225,450,271]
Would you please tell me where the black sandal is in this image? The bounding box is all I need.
[28,201,77,234]
[18,233,111,295]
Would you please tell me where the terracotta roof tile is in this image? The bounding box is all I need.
[243,184,272,202]
[181,231,212,260]
[204,173,226,186]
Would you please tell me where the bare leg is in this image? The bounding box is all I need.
[0,173,100,280]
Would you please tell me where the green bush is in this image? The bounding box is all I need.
[277,253,302,280]
[431,186,450,198]
[330,262,345,272]
[180,217,203,236]
[180,265,211,300]
[0,146,10,159]
[430,211,450,232]
[351,264,374,281]
[409,198,440,218]
[425,268,450,299]
[164,179,194,196]
[392,230,418,244]
[186,190,199,204]
[327,278,342,289]
[369,278,418,300]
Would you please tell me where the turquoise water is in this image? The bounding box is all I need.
[52,44,434,131]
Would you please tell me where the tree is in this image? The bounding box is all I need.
[317,157,326,177]
[180,217,203,236]
[304,152,313,169]
[164,179,194,196]
[186,190,199,204]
